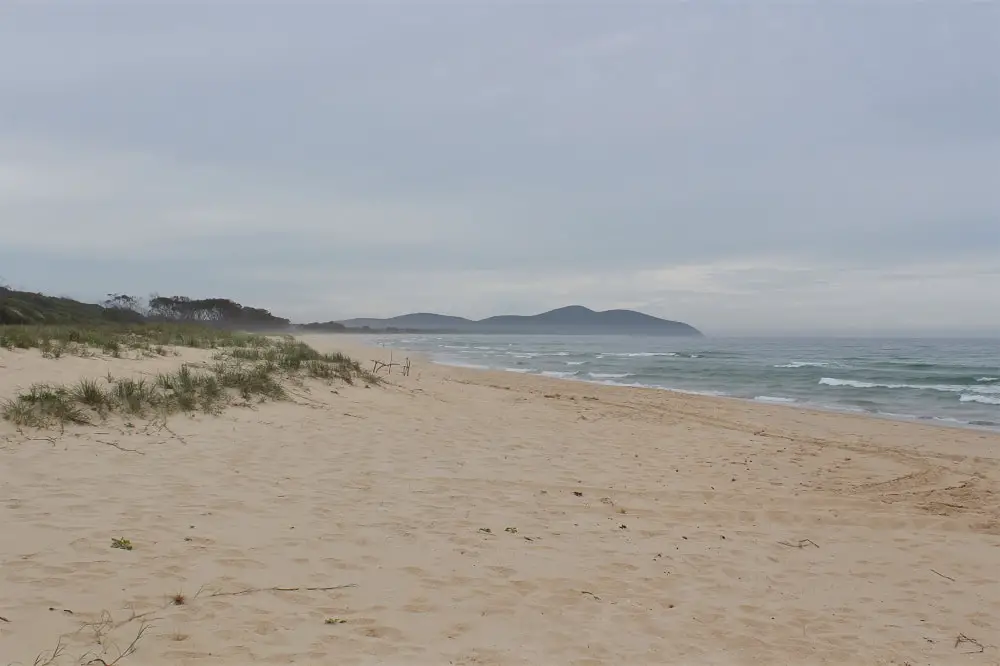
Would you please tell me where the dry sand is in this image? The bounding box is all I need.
[2,333,999,665]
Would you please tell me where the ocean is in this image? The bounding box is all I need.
[366,334,1000,431]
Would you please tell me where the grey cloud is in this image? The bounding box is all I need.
[1,3,998,333]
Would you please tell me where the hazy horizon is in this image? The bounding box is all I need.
[2,3,998,336]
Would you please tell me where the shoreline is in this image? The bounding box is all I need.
[362,337,1000,434]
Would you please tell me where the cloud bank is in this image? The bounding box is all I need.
[1,3,998,334]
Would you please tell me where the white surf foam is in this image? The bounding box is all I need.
[597,352,678,358]
[754,396,797,404]
[774,361,830,368]
[670,388,728,397]
[820,378,1000,394]
[960,394,1000,405]
[437,361,490,370]
[589,372,632,379]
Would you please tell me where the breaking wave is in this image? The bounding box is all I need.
[820,377,1000,395]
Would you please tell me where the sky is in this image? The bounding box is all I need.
[1,2,998,335]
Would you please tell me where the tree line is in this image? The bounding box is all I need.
[102,294,290,327]
[0,285,290,327]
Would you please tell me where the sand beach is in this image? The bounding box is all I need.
[2,334,999,665]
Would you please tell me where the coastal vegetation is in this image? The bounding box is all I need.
[0,285,290,328]
[1,332,379,428]
[1,288,379,429]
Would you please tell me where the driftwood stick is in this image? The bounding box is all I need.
[208,583,357,598]
[954,633,984,654]
[371,359,405,375]
[778,539,819,549]
[95,439,145,455]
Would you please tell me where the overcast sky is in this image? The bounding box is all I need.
[1,2,998,335]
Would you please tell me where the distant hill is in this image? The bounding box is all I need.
[336,313,476,331]
[338,306,702,336]
[297,320,348,332]
[2,287,702,337]
[1,287,141,325]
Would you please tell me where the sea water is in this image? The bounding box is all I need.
[367,335,1000,431]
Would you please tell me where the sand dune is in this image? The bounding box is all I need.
[2,334,999,665]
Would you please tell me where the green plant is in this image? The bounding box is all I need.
[111,537,133,551]
[1,398,41,427]
[72,379,111,414]
[111,378,158,415]
[2,329,376,429]
[1,383,91,427]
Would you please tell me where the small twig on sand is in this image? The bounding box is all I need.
[143,420,187,444]
[955,633,984,654]
[209,584,357,598]
[778,539,819,549]
[29,637,66,666]
[580,591,601,601]
[931,569,956,582]
[0,615,9,622]
[95,440,145,455]
[84,620,151,665]
[162,423,188,444]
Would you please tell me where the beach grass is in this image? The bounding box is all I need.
[0,322,270,357]
[1,323,379,428]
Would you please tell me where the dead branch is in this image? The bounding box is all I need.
[930,569,956,582]
[94,440,145,455]
[371,355,411,377]
[29,638,65,666]
[778,539,819,549]
[142,419,187,444]
[84,620,151,665]
[955,633,984,654]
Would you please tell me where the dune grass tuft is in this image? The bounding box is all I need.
[1,326,379,429]
[72,379,113,414]
[2,383,92,427]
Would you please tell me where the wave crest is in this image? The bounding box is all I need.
[961,394,1000,406]
[820,377,1000,395]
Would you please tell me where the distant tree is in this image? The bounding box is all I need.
[102,293,147,315]
[146,295,289,327]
